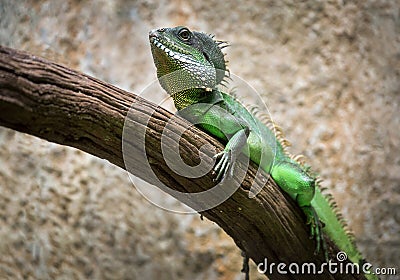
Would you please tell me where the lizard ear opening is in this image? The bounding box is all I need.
[193,31,228,86]
[203,51,211,63]
[213,48,228,85]
[210,40,229,85]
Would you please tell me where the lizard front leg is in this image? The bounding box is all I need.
[213,127,250,181]
[186,99,253,182]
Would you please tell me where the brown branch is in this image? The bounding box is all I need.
[0,46,365,280]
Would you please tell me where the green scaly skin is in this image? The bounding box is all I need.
[149,26,377,280]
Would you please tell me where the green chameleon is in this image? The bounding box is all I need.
[149,26,377,280]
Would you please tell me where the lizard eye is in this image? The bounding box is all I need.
[178,28,191,41]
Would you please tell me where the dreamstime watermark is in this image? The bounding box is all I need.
[257,252,397,276]
[122,69,277,213]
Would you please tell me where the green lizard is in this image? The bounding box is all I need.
[149,26,377,280]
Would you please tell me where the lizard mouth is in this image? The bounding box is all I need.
[149,33,196,64]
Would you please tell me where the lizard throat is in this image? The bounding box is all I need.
[171,89,211,111]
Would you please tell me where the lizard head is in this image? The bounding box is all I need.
[149,26,228,100]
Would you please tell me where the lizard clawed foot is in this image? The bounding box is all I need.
[241,251,250,280]
[302,205,329,262]
[212,150,235,182]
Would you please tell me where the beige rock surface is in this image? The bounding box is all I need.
[0,1,398,279]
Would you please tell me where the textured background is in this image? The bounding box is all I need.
[0,1,399,279]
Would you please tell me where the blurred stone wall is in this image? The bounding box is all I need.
[0,1,398,279]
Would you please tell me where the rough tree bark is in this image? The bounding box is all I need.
[0,46,366,280]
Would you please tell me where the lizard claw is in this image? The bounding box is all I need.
[213,150,234,182]
[302,205,329,262]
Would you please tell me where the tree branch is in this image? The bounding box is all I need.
[0,46,365,280]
